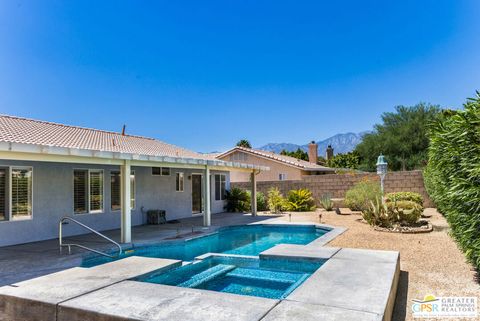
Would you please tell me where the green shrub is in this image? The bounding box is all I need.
[345,180,382,211]
[224,188,250,212]
[286,188,316,212]
[386,200,423,225]
[319,194,334,211]
[267,187,286,213]
[424,93,480,269]
[256,192,268,211]
[385,192,423,206]
[227,190,269,212]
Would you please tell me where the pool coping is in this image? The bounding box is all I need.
[0,222,399,321]
[249,220,347,246]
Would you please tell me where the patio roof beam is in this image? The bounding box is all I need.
[0,142,269,172]
[128,160,267,173]
[0,151,124,166]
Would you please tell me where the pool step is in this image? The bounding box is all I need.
[227,267,305,285]
[178,264,236,288]
[142,260,211,285]
[281,273,310,299]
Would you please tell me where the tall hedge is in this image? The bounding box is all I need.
[424,92,480,269]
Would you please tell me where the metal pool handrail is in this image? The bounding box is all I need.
[59,216,122,258]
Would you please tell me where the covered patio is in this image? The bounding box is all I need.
[0,115,269,248]
[1,145,267,239]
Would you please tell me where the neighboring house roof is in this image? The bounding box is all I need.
[216,146,335,172]
[0,115,268,171]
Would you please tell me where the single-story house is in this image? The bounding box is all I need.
[0,115,267,247]
[215,142,334,182]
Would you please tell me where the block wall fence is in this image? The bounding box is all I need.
[232,170,434,208]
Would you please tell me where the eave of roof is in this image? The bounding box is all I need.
[0,139,269,172]
[216,146,334,172]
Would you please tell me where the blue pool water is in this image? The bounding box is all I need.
[135,255,323,299]
[82,224,328,267]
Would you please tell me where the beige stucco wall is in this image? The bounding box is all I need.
[218,150,305,182]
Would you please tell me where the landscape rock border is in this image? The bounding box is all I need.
[356,218,434,234]
[373,222,433,234]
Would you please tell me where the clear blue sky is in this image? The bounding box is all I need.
[1,1,479,152]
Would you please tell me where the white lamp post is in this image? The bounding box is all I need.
[376,154,388,195]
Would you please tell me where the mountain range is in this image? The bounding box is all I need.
[257,132,369,156]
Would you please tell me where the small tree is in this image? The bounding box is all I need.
[354,103,441,171]
[236,139,252,148]
[327,152,360,169]
[280,148,309,161]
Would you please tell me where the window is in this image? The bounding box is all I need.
[215,174,226,201]
[110,171,121,211]
[176,172,184,192]
[89,170,103,213]
[74,169,104,214]
[0,167,33,221]
[152,167,170,176]
[0,168,6,221]
[231,153,247,162]
[11,167,33,220]
[279,173,287,181]
[111,171,135,211]
[74,170,88,214]
[130,171,135,209]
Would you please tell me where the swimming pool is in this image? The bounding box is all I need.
[82,224,329,267]
[135,255,324,299]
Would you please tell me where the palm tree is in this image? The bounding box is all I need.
[236,139,252,148]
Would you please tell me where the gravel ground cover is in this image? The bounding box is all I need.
[269,208,480,321]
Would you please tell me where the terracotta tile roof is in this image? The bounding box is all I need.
[216,146,334,171]
[0,114,208,159]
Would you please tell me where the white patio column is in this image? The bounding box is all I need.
[120,160,131,243]
[203,166,211,227]
[251,170,257,216]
